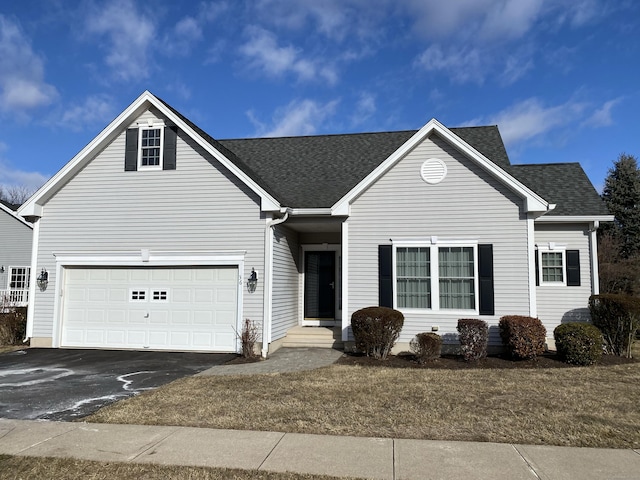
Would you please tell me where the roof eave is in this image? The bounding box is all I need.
[535,215,615,223]
[1,202,33,229]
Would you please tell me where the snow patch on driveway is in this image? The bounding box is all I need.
[0,367,74,387]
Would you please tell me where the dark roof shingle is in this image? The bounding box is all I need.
[156,95,607,216]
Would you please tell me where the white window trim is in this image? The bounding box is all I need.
[129,288,148,302]
[392,240,479,314]
[537,243,567,286]
[150,288,169,302]
[138,123,164,170]
[8,266,31,290]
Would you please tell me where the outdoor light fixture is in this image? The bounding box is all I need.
[247,268,258,293]
[37,268,49,291]
[0,266,4,273]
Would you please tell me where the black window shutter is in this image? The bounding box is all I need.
[566,250,581,286]
[125,128,138,171]
[378,245,393,307]
[478,244,494,315]
[534,249,540,286]
[163,126,177,170]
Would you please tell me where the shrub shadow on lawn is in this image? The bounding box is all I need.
[336,351,639,369]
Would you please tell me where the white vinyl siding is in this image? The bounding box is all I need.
[535,223,593,328]
[347,133,531,344]
[31,107,266,343]
[271,225,300,341]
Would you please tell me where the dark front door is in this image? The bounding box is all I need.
[304,251,335,319]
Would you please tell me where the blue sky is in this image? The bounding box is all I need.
[0,0,638,196]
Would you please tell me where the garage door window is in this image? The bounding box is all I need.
[130,289,147,301]
[152,290,168,302]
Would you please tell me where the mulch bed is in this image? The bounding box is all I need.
[335,351,639,369]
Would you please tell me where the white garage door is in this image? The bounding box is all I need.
[61,266,239,352]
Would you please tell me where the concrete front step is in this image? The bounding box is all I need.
[282,326,344,349]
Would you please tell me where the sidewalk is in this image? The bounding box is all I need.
[1,418,639,480]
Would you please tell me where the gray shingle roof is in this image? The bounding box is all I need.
[156,95,607,215]
[510,163,610,216]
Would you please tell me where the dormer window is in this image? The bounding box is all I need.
[139,126,164,169]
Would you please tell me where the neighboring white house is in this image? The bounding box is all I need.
[0,200,33,307]
[18,91,612,354]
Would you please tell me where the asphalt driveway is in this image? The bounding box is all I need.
[0,348,235,421]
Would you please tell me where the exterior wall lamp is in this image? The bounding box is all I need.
[247,268,258,293]
[37,268,49,291]
[0,265,4,273]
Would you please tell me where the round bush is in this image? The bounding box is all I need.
[410,332,442,363]
[457,318,488,361]
[351,306,404,360]
[554,322,603,366]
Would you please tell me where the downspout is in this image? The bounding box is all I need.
[590,221,600,295]
[24,216,41,343]
[261,208,291,358]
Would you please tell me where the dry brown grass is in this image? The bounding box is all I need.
[86,359,640,449]
[0,455,363,480]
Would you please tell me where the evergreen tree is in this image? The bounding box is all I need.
[602,153,640,258]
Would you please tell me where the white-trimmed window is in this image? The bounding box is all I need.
[538,244,567,285]
[8,266,30,290]
[394,242,478,312]
[138,126,164,169]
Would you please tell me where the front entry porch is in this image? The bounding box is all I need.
[282,325,344,349]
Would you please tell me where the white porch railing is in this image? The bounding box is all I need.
[0,289,29,307]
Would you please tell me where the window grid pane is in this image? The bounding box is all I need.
[10,267,30,290]
[396,247,431,309]
[438,247,475,309]
[542,252,563,282]
[141,129,161,166]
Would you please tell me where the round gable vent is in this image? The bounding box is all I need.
[421,158,447,184]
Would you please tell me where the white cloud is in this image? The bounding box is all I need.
[239,26,338,84]
[414,45,484,84]
[85,0,156,81]
[250,98,340,137]
[0,146,49,193]
[582,98,621,128]
[500,53,534,85]
[0,15,58,114]
[350,92,376,126]
[468,97,587,146]
[59,95,116,132]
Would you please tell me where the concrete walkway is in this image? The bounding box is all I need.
[1,418,639,479]
[197,347,345,375]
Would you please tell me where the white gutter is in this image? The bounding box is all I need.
[261,208,291,358]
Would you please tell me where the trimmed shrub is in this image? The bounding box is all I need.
[410,332,442,363]
[351,306,404,360]
[457,319,488,361]
[589,294,640,357]
[0,307,27,345]
[554,323,603,366]
[499,315,547,360]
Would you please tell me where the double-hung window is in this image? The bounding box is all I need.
[537,245,567,286]
[9,266,30,290]
[394,242,478,312]
[396,247,431,309]
[438,247,475,310]
[139,126,164,169]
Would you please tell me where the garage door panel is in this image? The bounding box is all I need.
[62,266,239,352]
